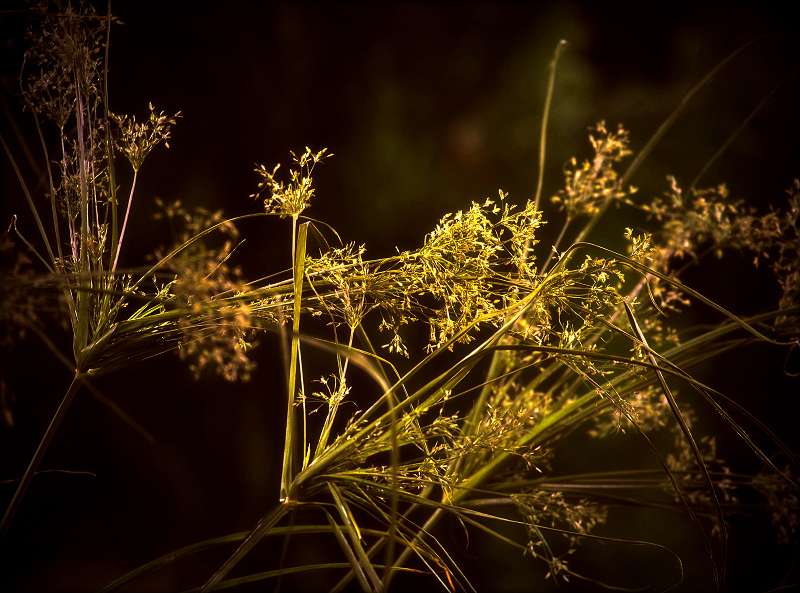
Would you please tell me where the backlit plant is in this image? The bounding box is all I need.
[1,3,798,592]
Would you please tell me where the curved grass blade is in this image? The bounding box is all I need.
[560,241,796,346]
[182,563,423,593]
[199,502,290,593]
[623,302,726,588]
[328,491,469,593]
[533,39,568,212]
[329,482,383,591]
[102,524,414,593]
[100,531,249,593]
[570,299,800,489]
[688,66,800,194]
[325,508,372,593]
[0,132,56,267]
[111,212,268,316]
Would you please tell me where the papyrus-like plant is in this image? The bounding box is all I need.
[0,0,255,541]
[2,3,798,592]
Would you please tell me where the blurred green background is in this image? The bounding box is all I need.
[1,2,798,591]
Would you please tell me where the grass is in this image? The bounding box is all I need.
[1,2,798,591]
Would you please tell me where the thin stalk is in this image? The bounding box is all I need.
[538,214,571,275]
[0,132,56,266]
[60,127,79,266]
[688,66,799,195]
[87,101,101,263]
[74,75,90,357]
[533,40,567,213]
[281,221,309,501]
[461,350,506,439]
[23,321,156,444]
[382,352,400,588]
[34,116,65,273]
[0,373,83,541]
[315,328,355,458]
[105,0,118,268]
[111,169,138,274]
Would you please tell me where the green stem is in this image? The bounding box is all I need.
[281,221,308,501]
[315,328,355,458]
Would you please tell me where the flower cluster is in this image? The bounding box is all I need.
[112,104,180,172]
[251,147,331,218]
[153,200,256,382]
[551,121,635,220]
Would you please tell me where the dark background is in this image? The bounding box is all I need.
[1,1,798,591]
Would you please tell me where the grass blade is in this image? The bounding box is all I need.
[329,482,383,592]
[623,301,727,588]
[533,39,568,212]
[200,502,290,592]
[325,509,373,593]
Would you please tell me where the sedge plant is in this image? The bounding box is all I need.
[2,3,799,592]
[0,0,261,542]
